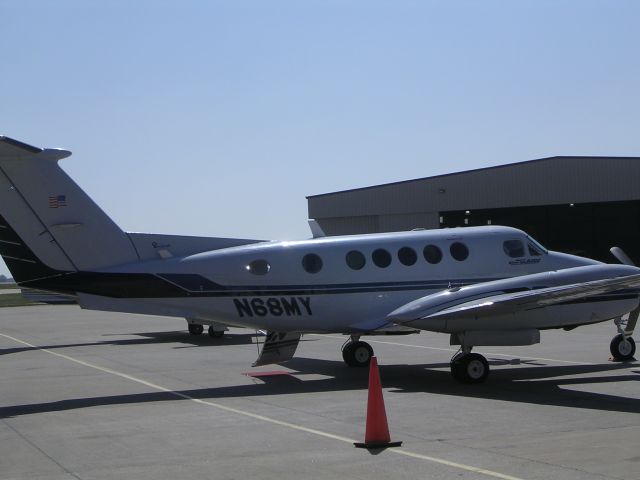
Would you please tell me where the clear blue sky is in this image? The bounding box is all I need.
[1,1,639,278]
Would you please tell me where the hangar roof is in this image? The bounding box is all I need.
[307,156,640,218]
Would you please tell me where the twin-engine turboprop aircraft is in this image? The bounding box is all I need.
[0,136,638,383]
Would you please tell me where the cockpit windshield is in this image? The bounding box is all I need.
[526,235,547,256]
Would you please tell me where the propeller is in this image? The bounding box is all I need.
[610,246,635,266]
[610,247,638,341]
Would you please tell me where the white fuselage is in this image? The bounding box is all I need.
[79,226,636,334]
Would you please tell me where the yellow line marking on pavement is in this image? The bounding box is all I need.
[1,332,526,480]
[313,334,592,365]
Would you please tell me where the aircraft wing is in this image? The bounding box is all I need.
[389,271,640,322]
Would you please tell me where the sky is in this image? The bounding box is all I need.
[1,0,639,278]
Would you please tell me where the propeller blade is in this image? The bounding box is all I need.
[610,247,635,266]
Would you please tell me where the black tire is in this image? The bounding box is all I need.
[451,353,490,384]
[188,324,204,335]
[342,341,373,367]
[208,326,224,338]
[610,334,636,361]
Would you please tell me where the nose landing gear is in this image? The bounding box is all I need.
[611,314,637,361]
[610,334,636,361]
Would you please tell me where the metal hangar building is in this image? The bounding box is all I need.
[307,156,640,263]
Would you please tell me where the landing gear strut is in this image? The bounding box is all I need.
[342,337,374,367]
[450,347,490,383]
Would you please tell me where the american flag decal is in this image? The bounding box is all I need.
[49,195,67,208]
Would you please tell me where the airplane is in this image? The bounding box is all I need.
[0,135,638,383]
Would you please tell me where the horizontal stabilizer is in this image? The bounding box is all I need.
[0,137,43,156]
[0,136,71,161]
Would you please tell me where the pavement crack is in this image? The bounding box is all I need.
[2,418,85,480]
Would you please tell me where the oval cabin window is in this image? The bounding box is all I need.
[302,253,323,273]
[423,245,443,264]
[372,249,392,268]
[398,247,417,266]
[449,242,469,261]
[246,259,270,275]
[346,250,366,270]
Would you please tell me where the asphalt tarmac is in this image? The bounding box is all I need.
[1,305,639,480]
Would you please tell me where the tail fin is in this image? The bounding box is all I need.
[0,136,138,283]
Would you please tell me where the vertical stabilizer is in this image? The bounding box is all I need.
[0,136,139,281]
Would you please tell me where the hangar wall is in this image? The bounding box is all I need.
[307,156,640,262]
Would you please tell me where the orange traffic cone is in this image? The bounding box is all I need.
[354,356,402,449]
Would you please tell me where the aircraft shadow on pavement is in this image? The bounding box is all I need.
[0,331,287,356]
[1,356,638,420]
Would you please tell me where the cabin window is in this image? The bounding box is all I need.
[246,259,270,275]
[423,245,442,264]
[450,242,469,261]
[372,248,392,268]
[302,253,323,273]
[503,240,525,258]
[398,247,417,266]
[346,250,366,270]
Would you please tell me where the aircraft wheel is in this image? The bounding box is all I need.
[451,353,489,384]
[610,334,636,361]
[342,341,373,367]
[208,326,224,338]
[188,324,204,336]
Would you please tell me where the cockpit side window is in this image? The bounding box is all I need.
[526,235,548,254]
[503,240,525,258]
[528,242,543,256]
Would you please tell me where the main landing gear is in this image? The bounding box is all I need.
[611,315,637,361]
[187,321,226,338]
[450,348,490,384]
[340,336,490,382]
[342,337,374,367]
[188,323,204,336]
[208,325,225,338]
